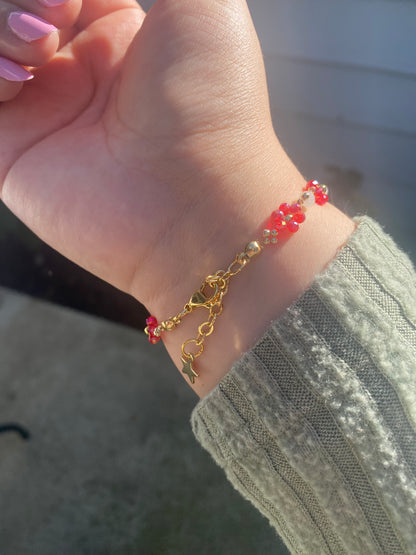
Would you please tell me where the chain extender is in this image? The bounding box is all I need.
[147,241,262,384]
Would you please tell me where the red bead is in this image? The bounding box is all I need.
[279,203,291,215]
[146,316,158,326]
[271,209,284,222]
[271,210,286,230]
[315,194,329,206]
[146,315,161,345]
[287,220,300,233]
[293,212,306,224]
[290,203,302,214]
[305,180,319,191]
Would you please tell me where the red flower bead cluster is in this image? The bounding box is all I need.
[263,180,329,245]
[304,179,329,206]
[145,316,161,344]
[269,202,306,235]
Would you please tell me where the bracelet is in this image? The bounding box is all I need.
[145,180,329,384]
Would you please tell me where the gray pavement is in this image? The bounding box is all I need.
[0,287,285,555]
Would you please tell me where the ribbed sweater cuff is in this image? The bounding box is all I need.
[191,216,416,554]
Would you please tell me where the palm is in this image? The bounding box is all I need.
[0,0,272,309]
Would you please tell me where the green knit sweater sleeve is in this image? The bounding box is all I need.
[191,216,416,554]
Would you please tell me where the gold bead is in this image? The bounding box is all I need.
[263,229,271,237]
[321,184,328,194]
[271,237,278,244]
[264,237,270,245]
[271,230,278,237]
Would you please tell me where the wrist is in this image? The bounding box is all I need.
[142,163,356,398]
[139,136,302,315]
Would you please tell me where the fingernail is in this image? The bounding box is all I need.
[8,12,57,43]
[0,56,34,82]
[37,0,69,6]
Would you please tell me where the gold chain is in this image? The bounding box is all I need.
[149,241,263,383]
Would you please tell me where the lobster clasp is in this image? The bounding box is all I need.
[189,281,220,308]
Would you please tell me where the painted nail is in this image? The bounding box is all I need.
[37,0,69,6]
[0,56,33,82]
[8,12,57,43]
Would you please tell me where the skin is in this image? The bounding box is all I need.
[0,0,355,397]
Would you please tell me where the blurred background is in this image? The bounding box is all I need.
[1,0,415,553]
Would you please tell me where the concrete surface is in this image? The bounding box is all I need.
[0,287,286,555]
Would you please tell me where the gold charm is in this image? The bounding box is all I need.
[182,356,199,384]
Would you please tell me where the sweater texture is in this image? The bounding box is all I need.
[191,216,416,554]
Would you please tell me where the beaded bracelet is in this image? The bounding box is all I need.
[145,180,329,384]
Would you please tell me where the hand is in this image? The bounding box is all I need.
[0,0,282,301]
[0,0,355,396]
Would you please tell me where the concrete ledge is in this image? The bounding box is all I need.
[0,287,284,554]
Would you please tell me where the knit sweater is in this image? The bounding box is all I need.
[191,216,416,554]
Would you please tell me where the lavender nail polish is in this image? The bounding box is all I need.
[37,0,69,6]
[8,12,57,43]
[0,56,34,82]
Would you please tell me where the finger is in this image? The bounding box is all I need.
[75,0,144,31]
[0,0,83,62]
[0,0,81,101]
[0,54,32,100]
[5,0,82,28]
[56,23,75,48]
[0,59,27,99]
[0,8,59,67]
